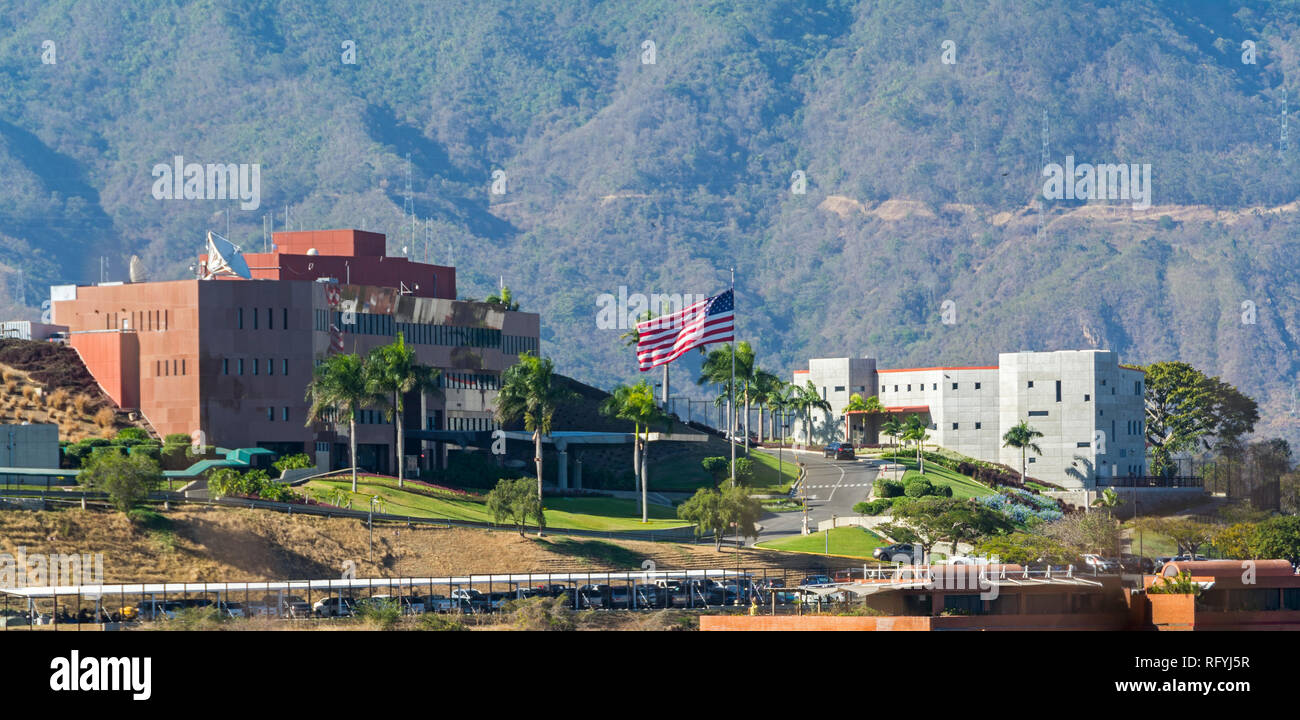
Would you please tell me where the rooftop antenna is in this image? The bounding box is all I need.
[1281,88,1289,159]
[1037,108,1049,241]
[403,153,415,254]
[99,256,106,284]
[424,219,432,264]
[262,213,269,252]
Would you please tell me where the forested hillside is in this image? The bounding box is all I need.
[1,0,1299,443]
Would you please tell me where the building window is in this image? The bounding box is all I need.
[283,407,289,422]
[974,382,981,390]
[253,359,259,376]
[834,386,845,392]
[172,359,177,375]
[267,358,274,376]
[1027,410,1048,417]
[223,358,229,375]
[932,383,937,390]
[1028,457,1036,463]
[267,407,274,421]
[952,422,959,430]
[238,359,244,375]
[881,385,886,393]
[906,384,911,391]
[974,422,981,430]
[238,308,244,329]
[283,359,289,376]
[1077,441,1090,448]
[181,358,186,375]
[1055,380,1061,402]
[894,385,898,392]
[1027,381,1034,388]
[1084,394,1090,402]
[155,360,160,376]
[283,308,288,329]
[952,383,958,390]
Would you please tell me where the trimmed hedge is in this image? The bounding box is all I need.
[873,478,905,498]
[853,498,894,515]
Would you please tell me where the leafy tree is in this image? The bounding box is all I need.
[751,369,784,443]
[273,453,315,474]
[843,393,881,445]
[1002,420,1043,482]
[1041,512,1121,557]
[486,476,546,537]
[1249,515,1300,563]
[701,456,729,486]
[1142,361,1259,476]
[720,482,762,546]
[1212,522,1260,559]
[882,496,1011,563]
[1091,487,1124,518]
[974,532,1074,565]
[365,333,442,488]
[116,427,150,442]
[697,342,756,451]
[1137,517,1217,557]
[485,285,520,311]
[732,457,754,486]
[880,417,904,451]
[903,414,930,472]
[1147,571,1201,595]
[678,486,727,550]
[79,451,164,512]
[495,351,575,503]
[305,352,373,492]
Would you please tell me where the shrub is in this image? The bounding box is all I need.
[733,457,755,485]
[116,427,150,442]
[126,507,172,532]
[853,498,894,515]
[71,393,94,414]
[163,433,192,446]
[272,452,314,474]
[419,614,468,631]
[93,406,116,429]
[47,388,69,410]
[130,444,162,462]
[873,479,904,498]
[903,478,934,498]
[80,451,164,511]
[258,482,293,502]
[354,598,401,630]
[165,606,230,631]
[502,596,575,631]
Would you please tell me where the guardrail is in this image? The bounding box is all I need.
[0,488,698,543]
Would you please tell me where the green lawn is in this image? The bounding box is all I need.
[647,445,800,494]
[301,477,689,531]
[888,460,994,500]
[756,526,888,559]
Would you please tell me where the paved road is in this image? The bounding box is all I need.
[753,449,880,544]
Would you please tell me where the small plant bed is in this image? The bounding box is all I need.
[760,499,805,513]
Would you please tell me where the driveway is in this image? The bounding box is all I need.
[752,449,878,544]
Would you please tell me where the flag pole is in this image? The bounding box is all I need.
[729,267,736,487]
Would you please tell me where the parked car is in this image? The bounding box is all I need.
[450,588,487,611]
[416,594,457,613]
[633,584,665,609]
[1172,554,1208,562]
[312,597,355,618]
[824,442,855,460]
[576,584,609,609]
[872,543,917,563]
[800,574,834,586]
[369,594,425,615]
[1081,554,1118,573]
[216,600,247,618]
[1118,554,1157,574]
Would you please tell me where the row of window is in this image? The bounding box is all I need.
[310,309,508,350]
[115,309,169,332]
[266,406,291,422]
[949,422,983,430]
[882,381,983,393]
[441,372,500,390]
[502,334,538,356]
[223,358,290,376]
[155,358,187,376]
[446,416,497,431]
[237,307,291,330]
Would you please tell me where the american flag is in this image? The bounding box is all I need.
[636,289,734,371]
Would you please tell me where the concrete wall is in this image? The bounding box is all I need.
[0,423,60,484]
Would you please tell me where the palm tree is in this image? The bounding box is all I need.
[495,352,576,503]
[903,414,931,473]
[485,286,520,311]
[767,381,795,478]
[364,333,442,488]
[880,416,904,481]
[842,393,882,445]
[1002,420,1044,483]
[1092,487,1124,519]
[305,352,372,493]
[697,342,756,452]
[798,380,831,446]
[751,369,782,445]
[600,379,671,522]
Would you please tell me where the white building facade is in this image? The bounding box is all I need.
[790,350,1146,489]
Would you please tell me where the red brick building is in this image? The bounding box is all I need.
[51,229,539,474]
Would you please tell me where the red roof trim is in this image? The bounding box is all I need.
[881,405,930,413]
[877,366,997,373]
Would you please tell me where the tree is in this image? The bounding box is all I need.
[697,342,756,453]
[843,393,881,445]
[1142,361,1259,476]
[365,333,442,488]
[486,476,545,536]
[1041,512,1121,557]
[485,286,520,311]
[305,352,372,492]
[495,352,576,503]
[1249,516,1300,563]
[751,369,783,444]
[720,482,762,547]
[975,532,1074,565]
[701,456,729,486]
[882,496,1011,563]
[903,414,930,473]
[678,487,727,550]
[793,380,830,445]
[600,378,671,521]
[1002,420,1044,482]
[1137,517,1217,557]
[1091,487,1124,518]
[79,451,164,512]
[880,417,904,451]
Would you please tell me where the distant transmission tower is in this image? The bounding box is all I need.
[1037,109,1049,241]
[403,153,415,258]
[1281,88,1289,159]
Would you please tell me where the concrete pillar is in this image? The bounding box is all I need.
[556,441,568,490]
[574,459,582,490]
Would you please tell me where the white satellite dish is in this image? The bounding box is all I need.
[201,231,252,280]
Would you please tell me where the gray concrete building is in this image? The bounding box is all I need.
[790,350,1146,489]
